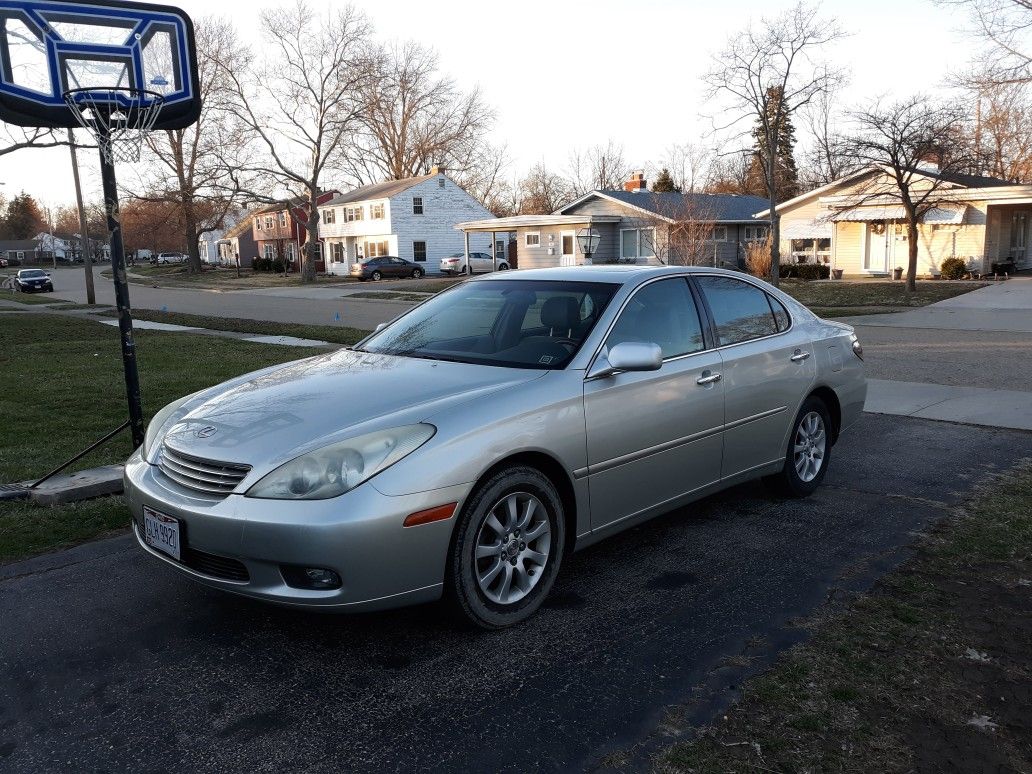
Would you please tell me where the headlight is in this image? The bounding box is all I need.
[246,424,436,500]
[850,333,863,361]
[142,393,197,457]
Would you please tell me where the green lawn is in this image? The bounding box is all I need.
[0,291,70,305]
[117,265,360,290]
[781,279,986,311]
[0,313,327,563]
[661,466,1032,772]
[108,309,368,346]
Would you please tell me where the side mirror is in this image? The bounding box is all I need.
[588,341,663,379]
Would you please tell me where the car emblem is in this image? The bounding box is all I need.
[195,426,218,438]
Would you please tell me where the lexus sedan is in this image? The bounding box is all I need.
[14,268,54,292]
[126,266,866,628]
[350,255,425,281]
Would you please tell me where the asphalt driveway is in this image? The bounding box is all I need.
[1,414,1028,773]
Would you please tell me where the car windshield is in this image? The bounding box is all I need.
[21,270,45,278]
[357,279,619,369]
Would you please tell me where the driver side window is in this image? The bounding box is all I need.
[606,278,705,360]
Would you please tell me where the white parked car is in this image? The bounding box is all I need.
[440,251,509,276]
[155,252,188,265]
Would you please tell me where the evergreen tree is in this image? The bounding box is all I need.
[745,86,800,201]
[651,167,681,192]
[0,192,45,240]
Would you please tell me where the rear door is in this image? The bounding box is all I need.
[583,277,724,530]
[693,275,815,480]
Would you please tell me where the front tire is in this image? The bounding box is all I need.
[412,268,424,279]
[766,396,832,498]
[370,270,382,281]
[446,466,565,629]
[497,263,509,271]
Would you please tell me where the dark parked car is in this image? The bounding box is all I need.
[14,268,53,293]
[350,255,425,281]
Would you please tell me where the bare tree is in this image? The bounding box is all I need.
[450,142,513,215]
[627,194,719,266]
[346,40,492,185]
[566,141,632,196]
[705,1,846,285]
[843,97,972,291]
[518,163,573,215]
[706,152,752,194]
[0,125,74,157]
[661,142,716,193]
[967,78,1032,181]
[947,0,1031,86]
[133,17,246,273]
[798,88,858,189]
[215,1,373,282]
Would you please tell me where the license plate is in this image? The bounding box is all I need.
[143,506,181,561]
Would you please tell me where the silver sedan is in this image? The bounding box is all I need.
[125,266,866,628]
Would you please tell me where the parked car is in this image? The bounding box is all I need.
[440,251,509,275]
[155,252,188,265]
[350,255,425,281]
[13,268,54,293]
[0,257,8,268]
[127,266,866,628]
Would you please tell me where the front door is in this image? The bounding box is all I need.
[583,277,724,531]
[863,222,889,273]
[560,231,576,266]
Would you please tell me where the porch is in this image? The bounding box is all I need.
[456,215,623,270]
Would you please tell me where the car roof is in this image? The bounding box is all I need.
[466,264,748,285]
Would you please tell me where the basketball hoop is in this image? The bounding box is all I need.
[63,87,165,164]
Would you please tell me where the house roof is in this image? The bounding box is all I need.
[456,214,618,232]
[325,173,438,206]
[0,239,39,250]
[559,190,771,223]
[223,218,254,239]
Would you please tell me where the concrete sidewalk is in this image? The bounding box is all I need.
[865,378,1032,431]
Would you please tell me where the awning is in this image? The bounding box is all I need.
[830,205,966,224]
[780,218,833,239]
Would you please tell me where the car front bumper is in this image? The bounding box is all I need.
[124,452,472,612]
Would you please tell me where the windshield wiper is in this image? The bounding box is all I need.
[389,350,471,364]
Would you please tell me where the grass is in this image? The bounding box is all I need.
[781,279,986,312]
[0,291,70,305]
[104,309,369,346]
[0,313,328,563]
[660,466,1032,773]
[116,264,360,290]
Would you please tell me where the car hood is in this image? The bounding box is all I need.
[160,349,545,472]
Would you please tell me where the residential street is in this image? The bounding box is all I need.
[1,414,1029,772]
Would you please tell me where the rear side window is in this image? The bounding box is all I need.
[768,294,791,331]
[696,276,779,346]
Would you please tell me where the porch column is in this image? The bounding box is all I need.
[464,229,470,274]
[492,231,497,271]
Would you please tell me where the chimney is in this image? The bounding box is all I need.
[623,170,647,192]
[430,165,445,175]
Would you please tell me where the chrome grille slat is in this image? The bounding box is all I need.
[158,444,251,497]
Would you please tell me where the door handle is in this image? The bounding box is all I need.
[696,371,722,385]
[790,350,811,362]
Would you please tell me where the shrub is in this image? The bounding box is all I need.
[745,237,773,279]
[271,257,285,274]
[779,263,830,280]
[939,256,967,280]
[252,257,268,271]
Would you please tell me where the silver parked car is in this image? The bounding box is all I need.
[125,266,866,628]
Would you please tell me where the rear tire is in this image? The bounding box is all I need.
[459,266,468,275]
[446,466,565,629]
[498,263,509,271]
[412,268,424,278]
[765,396,832,498]
[371,270,382,281]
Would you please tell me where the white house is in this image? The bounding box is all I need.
[319,167,499,276]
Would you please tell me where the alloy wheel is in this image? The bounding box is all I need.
[474,491,551,605]
[793,411,826,483]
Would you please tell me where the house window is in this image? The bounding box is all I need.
[438,177,445,188]
[278,212,287,227]
[365,240,389,257]
[346,206,365,222]
[707,226,728,242]
[1011,212,1028,250]
[255,217,262,231]
[370,203,384,219]
[264,215,274,230]
[331,242,344,262]
[285,243,297,262]
[743,226,767,242]
[620,228,656,260]
[413,240,427,262]
[413,196,424,215]
[263,244,275,260]
[525,232,540,248]
[323,208,336,225]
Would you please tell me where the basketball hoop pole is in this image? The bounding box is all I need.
[96,125,145,449]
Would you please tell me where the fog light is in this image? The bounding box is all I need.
[281,565,342,590]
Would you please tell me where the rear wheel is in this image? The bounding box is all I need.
[370,270,382,281]
[412,268,424,278]
[766,396,832,498]
[447,466,565,629]
[459,265,468,275]
[498,263,509,271]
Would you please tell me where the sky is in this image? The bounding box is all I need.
[0,0,979,210]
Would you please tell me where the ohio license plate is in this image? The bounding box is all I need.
[143,506,181,561]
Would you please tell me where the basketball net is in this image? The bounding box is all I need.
[63,87,165,164]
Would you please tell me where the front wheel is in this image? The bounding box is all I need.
[497,263,509,271]
[446,466,565,629]
[370,270,382,281]
[765,396,832,498]
[412,268,424,278]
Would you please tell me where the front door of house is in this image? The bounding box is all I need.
[1010,211,1030,269]
[864,222,889,273]
[560,231,576,266]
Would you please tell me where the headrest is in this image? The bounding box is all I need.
[541,296,580,331]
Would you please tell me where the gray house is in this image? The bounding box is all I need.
[457,172,770,269]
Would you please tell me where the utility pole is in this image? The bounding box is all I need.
[68,128,96,304]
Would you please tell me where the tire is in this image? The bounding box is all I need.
[446,465,565,629]
[765,396,832,498]
[497,263,509,271]
[412,268,424,279]
[459,265,468,276]
[370,270,382,281]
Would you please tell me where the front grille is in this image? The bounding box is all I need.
[158,444,251,497]
[182,547,250,582]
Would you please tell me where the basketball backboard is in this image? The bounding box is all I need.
[0,0,199,129]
